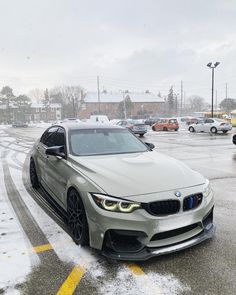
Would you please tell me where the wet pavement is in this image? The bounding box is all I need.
[0,125,235,295]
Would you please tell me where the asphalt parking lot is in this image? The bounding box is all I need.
[0,125,236,295]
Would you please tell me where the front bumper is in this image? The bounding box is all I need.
[101,223,215,261]
[133,130,147,135]
[84,186,215,260]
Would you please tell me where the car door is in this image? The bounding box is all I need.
[195,120,204,132]
[36,126,59,185]
[156,119,164,130]
[44,127,68,207]
[204,119,214,132]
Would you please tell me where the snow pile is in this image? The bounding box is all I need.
[86,263,190,295]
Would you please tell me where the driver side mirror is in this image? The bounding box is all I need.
[145,142,155,150]
[45,146,65,159]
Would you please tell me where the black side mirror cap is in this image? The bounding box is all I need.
[145,142,155,150]
[45,146,65,158]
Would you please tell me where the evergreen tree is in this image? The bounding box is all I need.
[167,86,175,116]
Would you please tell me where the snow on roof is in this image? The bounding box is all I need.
[31,103,61,108]
[84,92,165,103]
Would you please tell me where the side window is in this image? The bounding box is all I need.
[40,127,58,146]
[52,127,66,146]
[205,119,213,124]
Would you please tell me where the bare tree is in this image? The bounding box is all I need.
[27,88,45,103]
[188,95,205,112]
[50,85,86,118]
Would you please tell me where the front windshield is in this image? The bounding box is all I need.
[69,128,148,156]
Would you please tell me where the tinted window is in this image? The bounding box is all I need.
[40,127,58,146]
[52,127,65,146]
[205,119,214,123]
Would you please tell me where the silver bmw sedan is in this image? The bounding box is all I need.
[30,123,215,260]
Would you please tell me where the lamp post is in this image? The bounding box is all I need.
[207,62,220,118]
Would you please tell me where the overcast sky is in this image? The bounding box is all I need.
[0,0,236,102]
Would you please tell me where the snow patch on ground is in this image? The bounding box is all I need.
[3,288,21,295]
[86,264,190,295]
[0,148,36,291]
[35,123,52,129]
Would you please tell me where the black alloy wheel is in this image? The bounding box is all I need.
[30,158,40,189]
[211,127,217,134]
[67,189,89,246]
[189,126,195,132]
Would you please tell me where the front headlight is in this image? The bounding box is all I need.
[203,179,212,198]
[91,193,141,213]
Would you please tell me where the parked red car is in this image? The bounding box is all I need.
[152,118,179,131]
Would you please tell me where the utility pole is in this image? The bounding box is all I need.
[215,90,218,111]
[72,94,76,117]
[97,76,101,114]
[180,80,183,116]
[123,92,127,119]
[225,83,228,99]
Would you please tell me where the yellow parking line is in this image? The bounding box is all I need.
[56,264,86,295]
[127,263,145,275]
[33,243,53,253]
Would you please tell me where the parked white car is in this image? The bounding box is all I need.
[90,115,110,124]
[189,118,232,134]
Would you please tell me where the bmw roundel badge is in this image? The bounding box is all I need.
[174,191,181,198]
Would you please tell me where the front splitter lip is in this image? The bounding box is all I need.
[101,224,216,261]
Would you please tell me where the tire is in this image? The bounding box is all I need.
[189,126,195,133]
[67,189,89,246]
[222,130,228,134]
[30,158,40,189]
[163,127,168,131]
[152,126,156,131]
[211,127,217,134]
[139,134,144,137]
[174,129,178,131]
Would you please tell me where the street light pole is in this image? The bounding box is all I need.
[97,76,101,114]
[207,62,220,118]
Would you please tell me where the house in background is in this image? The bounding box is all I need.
[78,91,165,119]
[29,103,62,122]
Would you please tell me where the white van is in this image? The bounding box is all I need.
[89,115,109,124]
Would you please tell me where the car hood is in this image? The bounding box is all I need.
[70,151,205,197]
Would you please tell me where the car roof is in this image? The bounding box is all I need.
[52,122,124,131]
